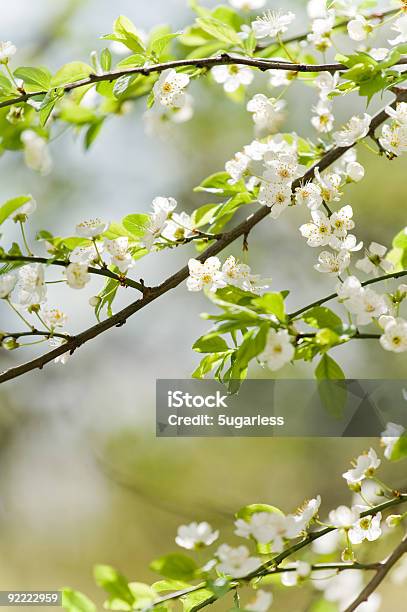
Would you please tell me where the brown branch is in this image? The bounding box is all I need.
[344,534,407,612]
[0,254,144,293]
[1,89,406,385]
[1,53,406,111]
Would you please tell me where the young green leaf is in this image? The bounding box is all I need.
[0,195,32,225]
[61,589,96,612]
[150,554,198,581]
[93,565,135,606]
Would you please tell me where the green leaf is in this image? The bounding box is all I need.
[14,66,52,90]
[93,565,135,607]
[0,73,13,94]
[229,324,269,392]
[303,306,342,330]
[0,195,31,225]
[196,17,241,46]
[59,103,97,125]
[103,15,146,54]
[181,589,214,612]
[150,554,198,581]
[127,582,156,608]
[149,32,180,58]
[122,213,150,238]
[100,48,112,72]
[96,277,119,319]
[193,332,229,353]
[192,354,226,379]
[117,54,147,68]
[315,354,344,380]
[195,172,247,197]
[389,433,407,461]
[62,589,96,612]
[309,600,337,612]
[51,62,93,87]
[39,89,64,125]
[152,580,192,593]
[252,293,285,321]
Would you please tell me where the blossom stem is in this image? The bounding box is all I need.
[19,221,33,256]
[6,298,34,330]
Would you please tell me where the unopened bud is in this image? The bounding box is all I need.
[89,296,101,308]
[28,304,40,313]
[386,514,402,528]
[341,547,355,562]
[2,337,19,350]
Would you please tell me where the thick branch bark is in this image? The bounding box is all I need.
[1,90,406,384]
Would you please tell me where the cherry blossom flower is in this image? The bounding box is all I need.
[281,561,311,586]
[307,0,329,19]
[313,569,381,611]
[295,182,323,210]
[17,264,47,306]
[21,130,52,175]
[0,41,16,63]
[11,196,36,222]
[76,218,108,239]
[381,422,405,459]
[343,449,381,485]
[247,94,286,133]
[175,522,219,550]
[187,257,226,292]
[379,124,407,156]
[347,15,372,41]
[311,529,340,554]
[153,69,190,108]
[235,511,294,551]
[308,10,336,50]
[216,544,260,578]
[65,263,90,289]
[42,308,68,329]
[259,329,294,371]
[311,101,334,133]
[333,113,371,147]
[245,590,273,612]
[225,151,250,183]
[263,152,298,183]
[328,505,360,528]
[221,256,261,292]
[336,275,363,302]
[356,242,393,276]
[142,196,177,250]
[379,316,407,353]
[315,72,339,100]
[212,63,254,93]
[229,0,266,10]
[69,244,102,265]
[0,274,17,299]
[162,211,194,242]
[330,234,363,253]
[385,102,407,125]
[314,168,342,203]
[389,14,407,45]
[345,288,388,326]
[252,10,296,39]
[104,237,134,273]
[300,210,332,247]
[348,513,382,544]
[258,177,292,217]
[314,250,350,275]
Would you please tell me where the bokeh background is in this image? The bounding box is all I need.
[0,0,406,609]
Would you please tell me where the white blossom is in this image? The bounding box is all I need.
[346,288,388,326]
[21,130,52,175]
[216,544,260,578]
[187,257,226,292]
[379,317,407,353]
[142,196,177,250]
[212,63,254,93]
[314,168,342,203]
[330,234,363,253]
[263,152,298,183]
[11,196,36,222]
[235,511,293,551]
[252,10,295,39]
[356,242,393,276]
[333,113,371,147]
[381,422,405,460]
[348,513,382,545]
[314,250,350,275]
[313,569,381,611]
[311,529,340,555]
[76,218,108,239]
[328,505,360,528]
[346,161,365,182]
[17,264,47,306]
[311,101,334,133]
[0,41,16,63]
[389,14,407,46]
[247,94,285,133]
[221,256,261,292]
[65,263,90,290]
[336,275,363,302]
[281,561,311,587]
[315,72,339,100]
[229,0,266,9]
[300,210,332,247]
[258,176,292,217]
[259,329,294,371]
[385,102,407,126]
[347,15,372,41]
[0,274,17,299]
[308,10,336,49]
[42,308,68,329]
[245,590,273,612]
[175,522,219,550]
[104,237,134,273]
[343,448,381,485]
[295,182,323,210]
[162,211,195,242]
[369,47,389,61]
[69,244,102,265]
[307,0,328,19]
[379,123,407,156]
[268,69,290,88]
[153,69,190,108]
[225,151,250,183]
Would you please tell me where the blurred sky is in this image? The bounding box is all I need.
[0,1,406,608]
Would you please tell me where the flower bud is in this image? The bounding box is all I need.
[341,547,355,562]
[386,514,402,528]
[2,337,19,350]
[28,304,40,313]
[89,296,101,308]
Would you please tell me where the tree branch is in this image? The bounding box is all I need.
[2,330,70,341]
[0,254,144,293]
[289,270,407,320]
[344,533,407,612]
[1,90,406,385]
[1,53,406,111]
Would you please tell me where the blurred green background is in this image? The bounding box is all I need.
[0,0,406,609]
